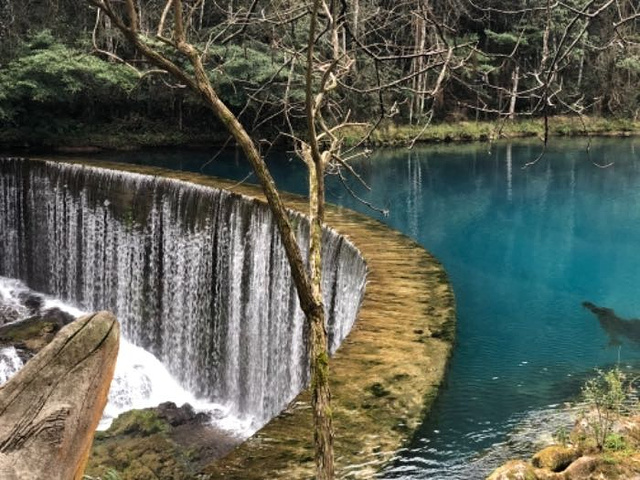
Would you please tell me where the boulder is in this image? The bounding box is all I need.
[155,401,211,426]
[0,311,119,480]
[0,308,76,363]
[487,460,538,480]
[531,445,581,472]
[88,402,241,479]
[561,455,599,479]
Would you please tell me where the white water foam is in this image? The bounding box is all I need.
[0,277,29,321]
[0,277,254,436]
[0,346,23,384]
[101,337,255,434]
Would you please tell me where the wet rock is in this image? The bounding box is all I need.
[87,403,242,479]
[531,445,581,472]
[106,408,170,437]
[0,307,77,362]
[487,460,538,480]
[0,304,22,326]
[39,307,75,325]
[156,401,209,427]
[18,292,44,314]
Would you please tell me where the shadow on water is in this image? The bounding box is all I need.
[583,301,640,347]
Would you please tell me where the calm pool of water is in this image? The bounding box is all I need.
[88,137,640,478]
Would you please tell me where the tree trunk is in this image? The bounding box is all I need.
[508,64,519,119]
[305,0,335,476]
[411,14,427,122]
[577,53,584,88]
[309,306,333,480]
[306,145,334,479]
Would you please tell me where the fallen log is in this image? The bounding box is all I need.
[0,311,119,480]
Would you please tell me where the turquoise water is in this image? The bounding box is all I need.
[89,138,640,477]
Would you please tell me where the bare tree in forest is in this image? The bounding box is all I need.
[83,0,343,477]
[82,0,491,478]
[460,1,640,135]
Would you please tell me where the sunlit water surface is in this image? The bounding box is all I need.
[78,137,640,477]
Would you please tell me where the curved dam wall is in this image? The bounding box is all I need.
[0,157,366,429]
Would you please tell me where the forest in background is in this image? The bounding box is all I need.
[0,0,639,148]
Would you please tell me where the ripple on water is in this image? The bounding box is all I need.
[383,403,579,479]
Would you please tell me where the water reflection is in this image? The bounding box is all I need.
[506,142,512,202]
[583,301,640,347]
[406,152,423,239]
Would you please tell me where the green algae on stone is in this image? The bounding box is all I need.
[106,409,170,437]
[531,445,581,472]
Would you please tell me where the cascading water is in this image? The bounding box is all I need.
[0,346,23,384]
[0,276,239,431]
[0,157,367,434]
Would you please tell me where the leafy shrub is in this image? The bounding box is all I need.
[554,426,570,447]
[604,432,628,452]
[581,367,627,450]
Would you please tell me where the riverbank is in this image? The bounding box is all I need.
[343,116,640,146]
[3,116,639,152]
[488,416,640,479]
[0,128,230,152]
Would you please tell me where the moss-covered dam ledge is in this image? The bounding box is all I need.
[44,158,456,479]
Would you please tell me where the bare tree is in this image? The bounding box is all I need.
[84,0,340,477]
[81,1,507,477]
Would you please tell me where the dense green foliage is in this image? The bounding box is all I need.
[0,31,137,134]
[0,0,638,146]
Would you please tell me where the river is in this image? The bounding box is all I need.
[11,137,640,477]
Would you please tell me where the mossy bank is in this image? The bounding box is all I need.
[5,116,640,153]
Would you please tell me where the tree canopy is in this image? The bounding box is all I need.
[0,0,638,143]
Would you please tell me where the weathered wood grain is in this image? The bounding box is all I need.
[0,311,119,480]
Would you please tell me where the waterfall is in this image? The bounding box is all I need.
[0,276,246,433]
[0,347,23,384]
[0,157,367,431]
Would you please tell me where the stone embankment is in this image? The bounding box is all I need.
[65,159,457,479]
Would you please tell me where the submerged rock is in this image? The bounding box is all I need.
[582,301,640,346]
